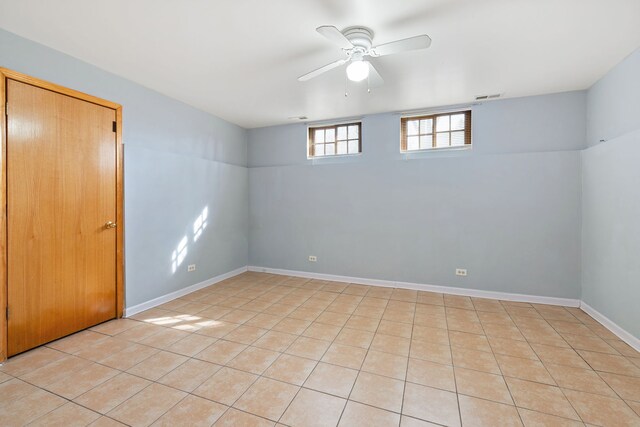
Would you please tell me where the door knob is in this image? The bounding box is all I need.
[105,221,117,229]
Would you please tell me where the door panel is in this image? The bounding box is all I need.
[7,79,117,356]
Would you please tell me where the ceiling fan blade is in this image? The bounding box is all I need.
[370,34,432,57]
[298,58,347,81]
[316,25,353,49]
[367,62,384,88]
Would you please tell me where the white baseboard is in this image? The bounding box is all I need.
[579,302,640,352]
[122,264,639,352]
[250,266,640,350]
[124,266,248,317]
[247,266,581,308]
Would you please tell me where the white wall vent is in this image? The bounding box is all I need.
[475,93,502,101]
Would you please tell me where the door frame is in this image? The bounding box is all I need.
[0,68,125,361]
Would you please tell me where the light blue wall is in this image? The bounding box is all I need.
[5,25,638,336]
[586,49,640,148]
[0,29,249,307]
[249,92,585,298]
[582,49,640,337]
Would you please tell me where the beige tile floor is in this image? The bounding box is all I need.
[1,272,639,427]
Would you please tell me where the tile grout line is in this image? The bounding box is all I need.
[12,308,632,424]
[201,276,310,425]
[445,299,464,427]
[25,282,408,424]
[185,274,294,425]
[276,280,384,426]
[532,302,638,420]
[3,273,639,426]
[99,282,640,392]
[13,370,130,426]
[481,298,526,426]
[538,307,640,411]
[397,292,418,427]
[334,289,393,426]
[507,301,585,424]
[535,305,640,417]
[32,277,282,426]
[186,274,304,426]
[0,312,555,423]
[170,276,373,425]
[12,274,338,424]
[502,302,565,413]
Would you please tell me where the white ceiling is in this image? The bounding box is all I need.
[1,0,639,128]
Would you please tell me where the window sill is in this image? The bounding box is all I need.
[308,152,363,165]
[401,145,472,160]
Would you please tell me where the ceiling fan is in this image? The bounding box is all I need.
[298,26,432,87]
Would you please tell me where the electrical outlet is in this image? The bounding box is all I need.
[456,268,467,276]
[308,255,317,262]
[188,264,196,272]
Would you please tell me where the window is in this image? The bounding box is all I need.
[308,122,361,158]
[401,110,471,152]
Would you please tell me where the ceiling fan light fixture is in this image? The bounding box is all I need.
[346,59,369,82]
[298,24,430,86]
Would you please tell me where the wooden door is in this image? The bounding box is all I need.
[6,79,118,356]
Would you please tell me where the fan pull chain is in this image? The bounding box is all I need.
[344,73,349,98]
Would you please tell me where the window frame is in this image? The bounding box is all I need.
[400,110,472,152]
[307,122,362,158]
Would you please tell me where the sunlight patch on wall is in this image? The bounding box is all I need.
[170,206,209,274]
[171,236,188,273]
[193,206,209,242]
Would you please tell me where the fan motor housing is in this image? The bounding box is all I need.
[343,27,374,51]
